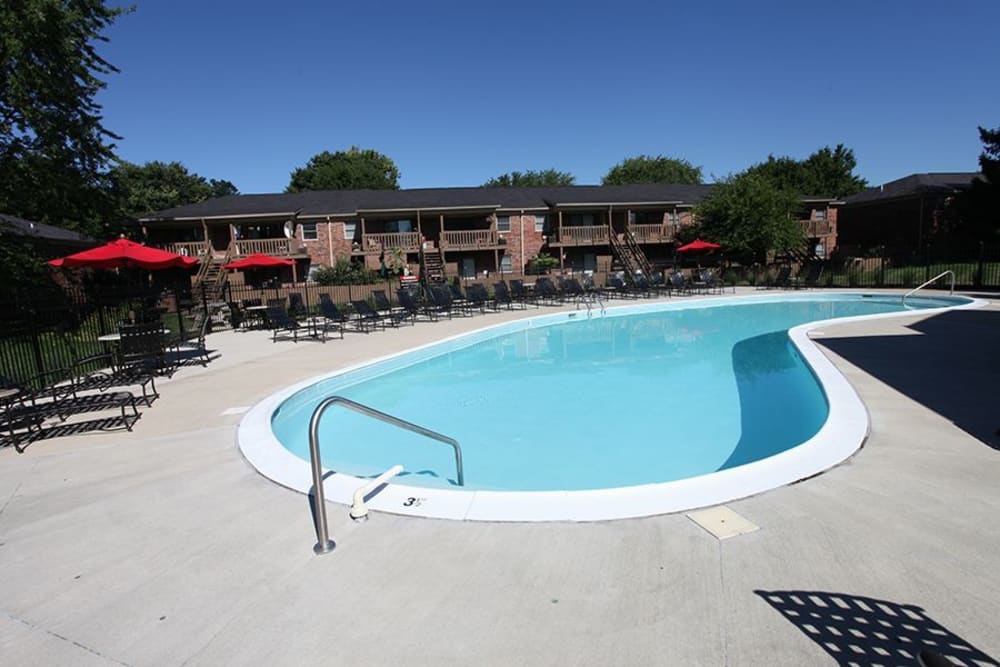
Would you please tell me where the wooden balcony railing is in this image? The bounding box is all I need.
[159,241,211,258]
[361,232,422,253]
[629,224,674,244]
[232,238,299,257]
[440,230,498,249]
[555,225,610,245]
[801,220,834,237]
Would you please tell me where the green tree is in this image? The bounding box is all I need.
[694,172,803,263]
[481,169,575,187]
[602,155,702,185]
[0,0,129,238]
[952,125,1000,242]
[110,160,240,219]
[287,147,400,192]
[746,145,867,197]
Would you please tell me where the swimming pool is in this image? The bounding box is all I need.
[239,292,977,521]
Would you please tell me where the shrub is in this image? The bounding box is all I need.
[313,259,379,285]
[526,253,560,275]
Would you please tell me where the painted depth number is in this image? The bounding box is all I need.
[402,497,426,508]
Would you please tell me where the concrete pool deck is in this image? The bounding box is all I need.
[1,289,998,665]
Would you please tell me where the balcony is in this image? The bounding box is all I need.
[440,230,499,250]
[232,238,302,257]
[159,241,210,258]
[630,224,675,244]
[553,225,610,246]
[360,232,422,253]
[801,220,834,237]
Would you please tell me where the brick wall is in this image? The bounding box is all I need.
[297,221,356,268]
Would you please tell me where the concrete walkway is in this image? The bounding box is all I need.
[1,290,998,666]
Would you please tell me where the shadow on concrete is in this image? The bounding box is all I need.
[817,308,1000,450]
[755,589,996,666]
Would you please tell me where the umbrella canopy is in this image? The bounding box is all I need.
[676,239,721,253]
[224,253,295,270]
[49,238,199,270]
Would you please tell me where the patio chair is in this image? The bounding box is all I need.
[493,280,521,310]
[287,292,306,317]
[119,322,173,377]
[649,271,670,295]
[170,309,213,367]
[1,372,141,452]
[350,300,387,333]
[790,263,824,290]
[372,290,412,326]
[509,279,538,307]
[465,283,495,312]
[606,275,636,299]
[447,282,474,316]
[427,285,455,319]
[69,352,159,407]
[397,288,434,322]
[670,271,692,295]
[227,301,246,330]
[768,266,792,289]
[265,305,302,342]
[631,273,653,298]
[534,277,562,304]
[316,294,349,337]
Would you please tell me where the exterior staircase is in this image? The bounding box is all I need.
[193,244,233,303]
[609,231,654,284]
[419,246,446,285]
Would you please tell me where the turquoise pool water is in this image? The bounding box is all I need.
[270,294,965,492]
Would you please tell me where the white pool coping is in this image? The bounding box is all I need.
[237,291,985,522]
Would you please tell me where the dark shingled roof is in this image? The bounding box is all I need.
[141,183,720,221]
[0,214,95,243]
[844,173,982,205]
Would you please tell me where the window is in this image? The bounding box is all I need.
[535,215,546,232]
[814,209,827,221]
[500,254,513,273]
[343,222,357,240]
[668,211,680,226]
[301,223,318,241]
[566,213,594,227]
[497,215,511,232]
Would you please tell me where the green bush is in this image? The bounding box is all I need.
[526,253,560,275]
[313,259,379,285]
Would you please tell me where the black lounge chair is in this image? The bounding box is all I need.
[606,275,636,299]
[631,273,653,298]
[768,266,792,289]
[171,309,212,367]
[493,281,522,310]
[427,285,455,319]
[316,295,348,337]
[1,373,141,453]
[649,271,669,295]
[350,300,387,332]
[465,283,495,312]
[397,288,434,321]
[227,301,246,330]
[791,263,824,289]
[509,279,538,307]
[265,305,302,342]
[372,289,412,326]
[288,292,306,318]
[669,271,691,295]
[534,277,562,304]
[447,282,474,316]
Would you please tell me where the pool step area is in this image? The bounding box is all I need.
[686,506,760,540]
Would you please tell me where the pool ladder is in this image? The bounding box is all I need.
[902,270,955,308]
[575,292,606,317]
[308,395,464,555]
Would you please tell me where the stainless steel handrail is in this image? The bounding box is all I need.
[902,270,955,307]
[308,395,465,555]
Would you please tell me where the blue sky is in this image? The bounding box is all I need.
[97,0,1000,193]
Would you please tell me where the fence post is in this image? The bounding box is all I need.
[879,250,886,287]
[975,242,985,289]
[924,244,931,283]
[26,298,45,379]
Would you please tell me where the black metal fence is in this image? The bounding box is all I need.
[3,243,998,388]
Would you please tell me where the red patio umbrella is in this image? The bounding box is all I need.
[676,239,721,253]
[223,253,295,270]
[48,238,199,270]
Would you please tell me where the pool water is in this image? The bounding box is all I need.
[270,294,963,492]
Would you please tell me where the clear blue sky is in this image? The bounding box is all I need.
[96,0,1000,194]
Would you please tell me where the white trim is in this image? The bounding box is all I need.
[238,293,983,522]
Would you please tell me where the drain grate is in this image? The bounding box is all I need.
[686,506,759,539]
